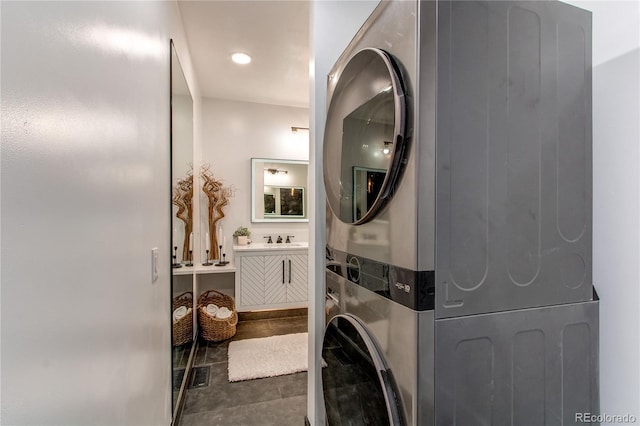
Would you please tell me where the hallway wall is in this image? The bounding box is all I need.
[198,97,309,266]
[566,1,640,421]
[0,1,199,424]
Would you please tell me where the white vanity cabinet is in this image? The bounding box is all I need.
[234,244,308,312]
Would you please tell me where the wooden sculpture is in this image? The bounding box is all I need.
[201,164,229,260]
[173,168,193,261]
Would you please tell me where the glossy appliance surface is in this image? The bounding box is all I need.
[323,48,407,225]
[433,0,593,319]
[324,0,593,318]
[323,1,597,425]
[434,293,599,425]
[325,256,599,426]
[322,314,404,425]
[325,270,432,426]
[325,1,420,272]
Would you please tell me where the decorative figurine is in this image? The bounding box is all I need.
[203,249,213,266]
[172,246,182,268]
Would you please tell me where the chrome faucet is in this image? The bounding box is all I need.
[264,236,273,244]
[276,236,283,244]
[286,235,294,243]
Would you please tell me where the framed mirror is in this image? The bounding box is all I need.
[251,158,309,222]
[170,40,194,422]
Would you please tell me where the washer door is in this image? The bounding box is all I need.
[323,48,407,224]
[322,314,404,425]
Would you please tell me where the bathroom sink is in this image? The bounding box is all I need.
[258,242,304,248]
[234,242,308,251]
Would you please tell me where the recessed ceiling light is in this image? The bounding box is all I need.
[231,53,251,65]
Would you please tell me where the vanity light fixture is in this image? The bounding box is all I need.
[382,140,393,155]
[291,126,309,134]
[231,52,251,65]
[265,168,288,175]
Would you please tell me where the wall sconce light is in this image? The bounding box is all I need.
[382,140,393,155]
[291,126,309,134]
[265,168,288,175]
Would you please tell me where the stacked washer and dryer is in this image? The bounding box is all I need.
[321,1,599,425]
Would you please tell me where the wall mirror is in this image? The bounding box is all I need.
[251,158,309,222]
[170,40,194,422]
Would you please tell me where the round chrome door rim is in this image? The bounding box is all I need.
[323,47,407,225]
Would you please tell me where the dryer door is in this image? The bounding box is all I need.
[322,314,404,425]
[323,48,407,225]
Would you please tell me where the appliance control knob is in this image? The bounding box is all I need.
[395,282,411,293]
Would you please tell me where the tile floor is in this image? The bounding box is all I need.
[177,310,308,426]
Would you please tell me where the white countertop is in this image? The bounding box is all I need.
[233,242,309,252]
[172,262,236,275]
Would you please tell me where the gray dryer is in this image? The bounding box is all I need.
[322,1,599,425]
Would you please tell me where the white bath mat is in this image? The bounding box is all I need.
[227,332,310,382]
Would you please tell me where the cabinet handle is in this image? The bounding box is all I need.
[282,260,285,284]
[289,259,292,283]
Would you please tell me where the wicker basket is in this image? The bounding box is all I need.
[172,292,193,346]
[198,290,238,342]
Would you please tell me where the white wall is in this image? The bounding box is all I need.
[565,1,640,421]
[308,1,380,424]
[198,97,309,265]
[0,1,199,424]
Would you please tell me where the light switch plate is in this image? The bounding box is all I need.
[151,247,159,283]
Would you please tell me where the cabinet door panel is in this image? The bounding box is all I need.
[240,256,265,307]
[287,254,308,302]
[264,254,287,304]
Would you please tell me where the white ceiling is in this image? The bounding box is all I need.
[177,0,310,108]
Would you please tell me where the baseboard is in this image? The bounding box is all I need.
[238,307,308,321]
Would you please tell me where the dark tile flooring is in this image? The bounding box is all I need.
[177,311,308,426]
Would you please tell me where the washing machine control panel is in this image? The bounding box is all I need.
[394,282,411,293]
[326,246,434,311]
